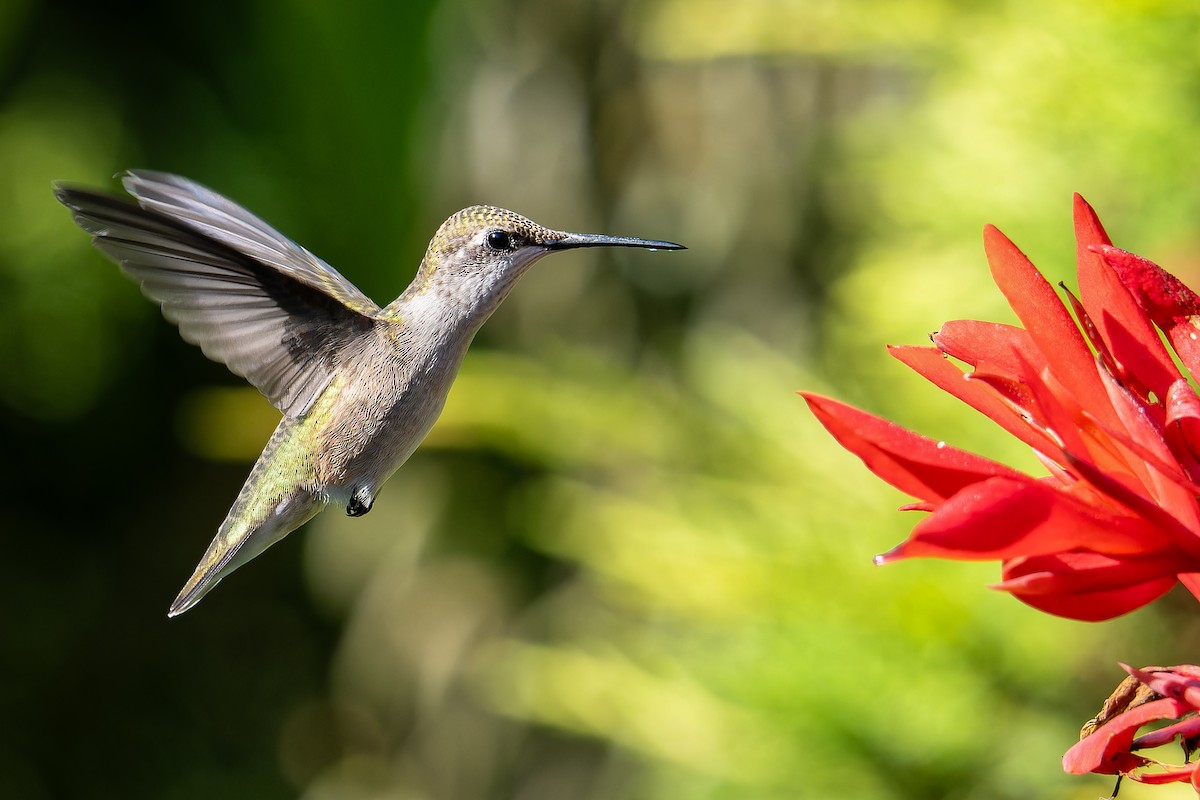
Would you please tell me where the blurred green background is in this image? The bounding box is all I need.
[4,0,1200,797]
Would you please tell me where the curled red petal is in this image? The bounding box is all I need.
[998,562,1173,622]
[1063,696,1186,774]
[1097,245,1200,318]
[1164,378,1200,480]
[882,476,1175,563]
[1165,378,1200,428]
[998,551,1178,594]
[1132,715,1200,749]
[800,392,1025,504]
[888,344,1063,457]
[1130,766,1200,785]
[1124,666,1200,712]
[1096,245,1200,382]
[933,320,1042,374]
[995,551,1179,620]
[932,322,1051,428]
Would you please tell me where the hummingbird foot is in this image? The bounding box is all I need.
[346,489,373,517]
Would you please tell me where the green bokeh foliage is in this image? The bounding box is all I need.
[2,1,1198,798]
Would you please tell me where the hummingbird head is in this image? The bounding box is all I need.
[411,204,684,319]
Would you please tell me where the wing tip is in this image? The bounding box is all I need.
[52,180,96,211]
[54,172,143,208]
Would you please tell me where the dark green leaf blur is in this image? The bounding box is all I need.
[3,1,1198,798]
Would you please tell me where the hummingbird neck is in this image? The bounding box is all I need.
[381,253,527,333]
[381,261,515,347]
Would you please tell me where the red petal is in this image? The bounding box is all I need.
[1098,245,1200,318]
[1181,573,1200,602]
[1004,349,1121,475]
[882,476,1174,563]
[1132,715,1200,749]
[1094,366,1200,534]
[999,551,1178,593]
[1062,453,1200,561]
[1063,696,1186,774]
[1096,245,1200,382]
[800,392,1025,504]
[934,318,1112,473]
[1073,193,1113,259]
[1134,663,1200,682]
[1164,379,1200,479]
[984,225,1121,430]
[1130,766,1199,785]
[1074,195,1181,398]
[1014,581,1176,620]
[996,552,1178,620]
[932,321,1043,417]
[1125,665,1200,712]
[888,344,1063,457]
[934,320,1043,374]
[1062,285,1131,392]
[1165,379,1200,428]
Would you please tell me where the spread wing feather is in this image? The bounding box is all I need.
[55,172,379,417]
[122,171,379,314]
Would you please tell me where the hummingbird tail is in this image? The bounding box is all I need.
[167,490,322,617]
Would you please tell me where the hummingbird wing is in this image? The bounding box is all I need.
[122,171,380,315]
[55,172,381,417]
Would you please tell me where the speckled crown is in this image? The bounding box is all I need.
[425,205,566,258]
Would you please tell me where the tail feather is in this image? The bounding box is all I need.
[168,490,322,617]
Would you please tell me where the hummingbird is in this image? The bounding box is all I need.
[55,171,684,617]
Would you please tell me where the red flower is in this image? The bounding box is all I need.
[802,195,1200,620]
[1064,664,1200,792]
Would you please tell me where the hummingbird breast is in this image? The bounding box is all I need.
[307,321,470,502]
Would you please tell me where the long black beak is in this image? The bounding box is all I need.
[546,232,686,251]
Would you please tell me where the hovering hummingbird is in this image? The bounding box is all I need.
[55,171,684,617]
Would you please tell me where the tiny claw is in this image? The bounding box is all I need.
[345,485,375,517]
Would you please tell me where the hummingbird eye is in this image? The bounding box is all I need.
[485,230,512,251]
